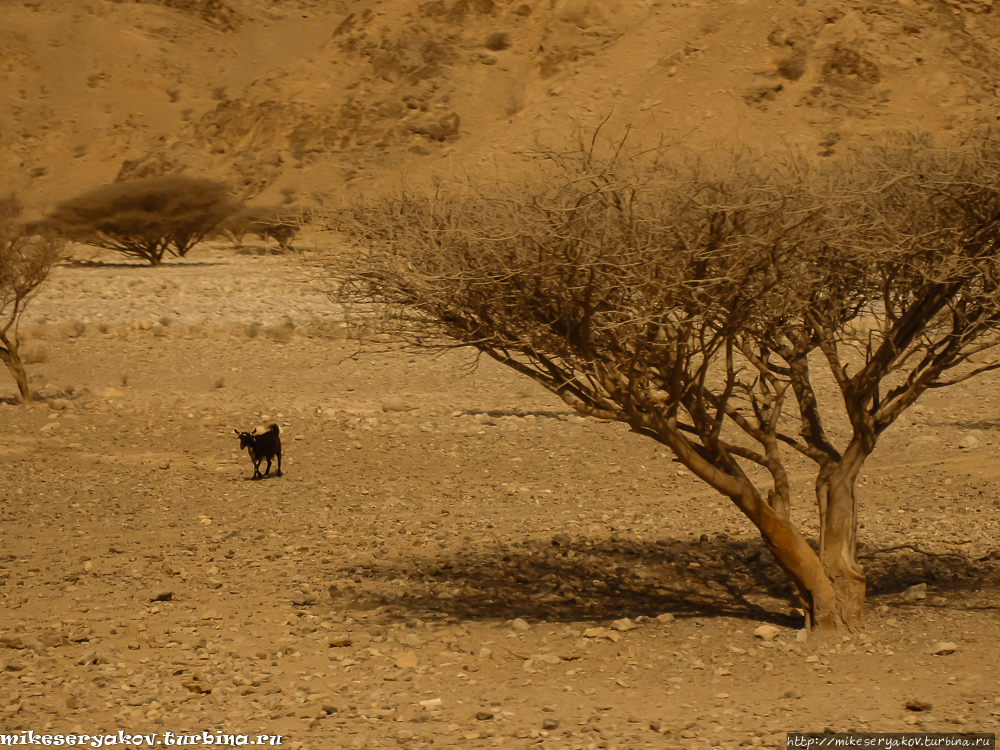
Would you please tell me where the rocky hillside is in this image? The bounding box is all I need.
[2,0,999,214]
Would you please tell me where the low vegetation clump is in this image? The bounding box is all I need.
[215,205,299,252]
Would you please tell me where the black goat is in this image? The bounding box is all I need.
[234,423,282,480]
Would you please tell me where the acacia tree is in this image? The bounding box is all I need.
[216,205,299,252]
[46,176,237,265]
[0,196,65,402]
[329,132,1000,633]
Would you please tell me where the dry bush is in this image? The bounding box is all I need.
[0,196,65,401]
[215,205,299,253]
[329,131,1000,633]
[46,176,238,265]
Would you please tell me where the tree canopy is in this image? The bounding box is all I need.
[47,176,237,265]
[330,131,1000,632]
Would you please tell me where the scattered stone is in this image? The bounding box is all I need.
[931,641,957,655]
[541,718,560,731]
[396,651,418,670]
[103,387,123,399]
[754,624,781,641]
[158,460,170,470]
[48,398,69,411]
[902,583,927,601]
[381,396,408,413]
[149,589,173,602]
[958,435,980,449]
[511,618,531,633]
[656,613,675,624]
[402,632,423,647]
[475,710,494,721]
[328,635,353,647]
[905,699,933,711]
[419,698,443,709]
[291,590,318,606]
[611,618,638,632]
[551,533,572,547]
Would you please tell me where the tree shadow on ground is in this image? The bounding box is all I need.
[337,536,1000,627]
[60,259,226,269]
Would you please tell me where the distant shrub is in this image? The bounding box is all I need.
[0,195,65,402]
[47,176,238,265]
[215,205,299,252]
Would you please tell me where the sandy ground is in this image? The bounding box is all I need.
[2,246,1000,748]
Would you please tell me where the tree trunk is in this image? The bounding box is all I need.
[0,335,32,402]
[732,486,864,634]
[816,460,867,628]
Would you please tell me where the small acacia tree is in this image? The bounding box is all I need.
[0,196,65,402]
[330,131,1000,633]
[47,176,237,265]
[216,205,299,252]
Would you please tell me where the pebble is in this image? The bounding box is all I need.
[291,590,318,605]
[381,396,408,413]
[931,641,957,655]
[149,589,173,601]
[958,435,980,449]
[754,624,781,641]
[611,618,638,632]
[328,635,353,647]
[396,652,418,669]
[541,718,559,730]
[902,583,927,601]
[511,618,531,633]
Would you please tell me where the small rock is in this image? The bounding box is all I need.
[328,635,353,647]
[958,435,980,449]
[541,719,560,731]
[551,533,572,547]
[611,618,638,632]
[291,591,318,606]
[511,618,531,633]
[754,624,781,641]
[396,651,418,670]
[48,398,69,411]
[149,589,173,602]
[931,641,957,655]
[902,583,927,601]
[475,710,494,721]
[103,387,123,399]
[905,699,933,711]
[158,460,170,470]
[419,698,443,709]
[381,396,408,413]
[656,613,675,624]
[402,632,423,647]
